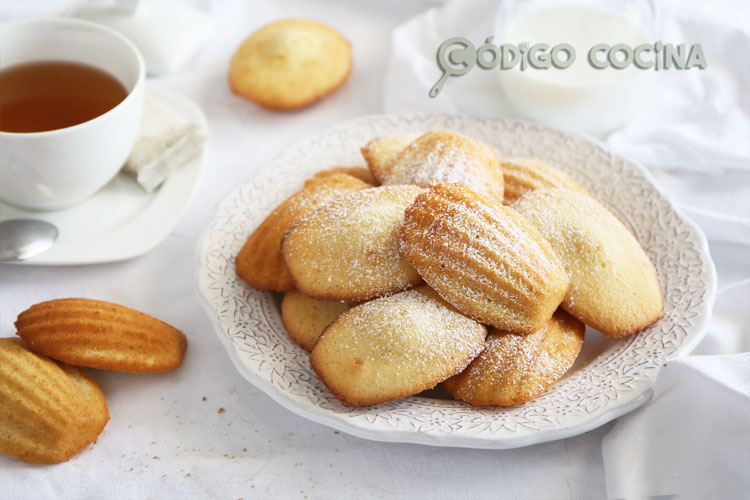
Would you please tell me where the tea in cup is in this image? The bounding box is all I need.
[0,18,145,210]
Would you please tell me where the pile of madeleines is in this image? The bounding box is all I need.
[0,299,186,463]
[236,131,664,407]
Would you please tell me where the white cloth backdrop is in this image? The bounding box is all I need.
[0,1,748,499]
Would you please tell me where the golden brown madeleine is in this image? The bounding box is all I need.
[442,309,585,406]
[58,364,109,437]
[514,188,663,337]
[15,298,187,373]
[282,185,424,302]
[311,286,487,406]
[229,19,351,110]
[399,183,569,334]
[0,338,109,463]
[501,157,586,204]
[236,173,370,291]
[312,166,376,186]
[360,133,419,184]
[385,131,504,201]
[281,290,352,351]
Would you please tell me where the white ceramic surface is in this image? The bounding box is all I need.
[0,17,145,210]
[0,86,206,265]
[196,112,716,449]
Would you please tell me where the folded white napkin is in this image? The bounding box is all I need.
[123,93,205,192]
[606,1,750,173]
[602,353,750,499]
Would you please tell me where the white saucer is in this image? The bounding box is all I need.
[0,87,207,265]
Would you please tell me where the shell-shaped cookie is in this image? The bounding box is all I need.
[59,364,109,433]
[442,309,585,406]
[360,133,420,184]
[282,185,424,301]
[399,183,569,334]
[513,188,663,337]
[312,166,376,186]
[236,173,371,291]
[0,338,109,463]
[15,298,187,373]
[229,19,352,110]
[281,290,352,351]
[385,131,504,201]
[311,286,487,406]
[501,157,586,204]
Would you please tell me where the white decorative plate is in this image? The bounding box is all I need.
[196,113,716,449]
[0,86,206,265]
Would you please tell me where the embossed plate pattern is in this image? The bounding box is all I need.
[196,113,716,449]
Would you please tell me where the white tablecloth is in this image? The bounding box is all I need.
[1,1,747,499]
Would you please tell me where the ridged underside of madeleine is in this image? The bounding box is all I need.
[0,338,108,463]
[501,157,585,204]
[15,298,186,373]
[400,184,568,333]
[443,309,584,406]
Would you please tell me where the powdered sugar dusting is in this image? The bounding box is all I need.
[335,288,486,364]
[400,184,568,332]
[512,188,663,337]
[236,172,370,290]
[386,132,504,201]
[283,185,424,301]
[361,133,420,183]
[313,287,487,404]
[443,310,584,405]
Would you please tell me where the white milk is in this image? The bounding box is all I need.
[497,4,654,136]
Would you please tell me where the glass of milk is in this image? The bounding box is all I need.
[495,0,656,136]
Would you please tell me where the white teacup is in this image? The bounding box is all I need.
[0,18,145,211]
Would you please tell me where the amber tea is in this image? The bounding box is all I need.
[0,60,128,133]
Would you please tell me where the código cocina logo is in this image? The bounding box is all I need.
[430,36,707,97]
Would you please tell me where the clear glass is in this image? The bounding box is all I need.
[494,0,657,136]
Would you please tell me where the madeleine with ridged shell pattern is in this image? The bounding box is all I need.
[442,309,585,406]
[399,183,569,334]
[282,185,425,302]
[15,298,187,373]
[0,338,109,463]
[513,188,663,337]
[500,157,586,204]
[310,286,487,406]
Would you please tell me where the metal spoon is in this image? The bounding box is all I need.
[0,219,59,262]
